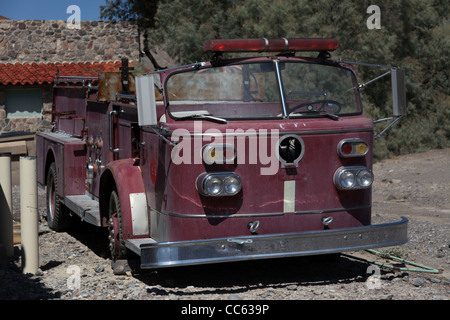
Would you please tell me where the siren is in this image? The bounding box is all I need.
[203,38,339,53]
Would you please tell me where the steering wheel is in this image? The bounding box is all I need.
[288,99,342,114]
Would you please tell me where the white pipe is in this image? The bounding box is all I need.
[20,156,39,274]
[0,152,13,258]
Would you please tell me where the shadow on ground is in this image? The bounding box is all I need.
[40,220,376,298]
[127,254,376,298]
[0,247,62,300]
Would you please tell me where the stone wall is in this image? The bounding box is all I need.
[0,20,141,63]
[0,19,142,135]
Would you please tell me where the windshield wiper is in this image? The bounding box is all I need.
[176,114,228,124]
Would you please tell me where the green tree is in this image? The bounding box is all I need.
[100,0,450,159]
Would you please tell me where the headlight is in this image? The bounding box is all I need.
[223,176,241,194]
[357,169,374,187]
[196,172,242,196]
[334,167,373,190]
[340,171,356,189]
[204,176,223,196]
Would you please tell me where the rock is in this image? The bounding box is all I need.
[184,285,195,293]
[112,260,131,275]
[387,194,397,201]
[286,284,298,290]
[35,268,44,276]
[429,278,441,284]
[411,277,425,287]
[94,264,105,273]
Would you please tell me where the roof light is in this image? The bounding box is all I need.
[203,38,339,53]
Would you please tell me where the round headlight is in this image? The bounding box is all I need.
[357,170,373,187]
[340,171,355,189]
[204,176,222,195]
[223,176,241,195]
[334,167,373,190]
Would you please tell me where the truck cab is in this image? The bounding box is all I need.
[36,38,408,271]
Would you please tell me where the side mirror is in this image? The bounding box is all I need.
[136,75,158,126]
[391,68,406,116]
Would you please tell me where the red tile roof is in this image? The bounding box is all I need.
[0,61,128,86]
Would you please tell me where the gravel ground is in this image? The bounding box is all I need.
[1,148,449,302]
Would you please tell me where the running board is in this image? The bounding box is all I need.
[64,195,101,226]
[126,238,157,256]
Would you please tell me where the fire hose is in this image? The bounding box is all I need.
[344,249,441,274]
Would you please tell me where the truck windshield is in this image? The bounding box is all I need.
[166,61,361,120]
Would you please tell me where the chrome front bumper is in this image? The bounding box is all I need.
[127,217,408,269]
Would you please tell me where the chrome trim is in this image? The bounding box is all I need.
[274,59,288,118]
[338,59,395,69]
[153,204,370,219]
[86,159,95,183]
[337,138,369,158]
[136,217,408,269]
[169,128,373,138]
[116,93,137,102]
[322,216,334,226]
[129,193,149,236]
[276,134,305,168]
[282,37,289,50]
[293,205,370,215]
[248,220,260,234]
[145,62,207,75]
[262,37,269,51]
[150,126,178,147]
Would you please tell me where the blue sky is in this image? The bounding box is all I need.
[1,0,109,21]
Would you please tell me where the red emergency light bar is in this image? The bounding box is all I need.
[203,38,339,53]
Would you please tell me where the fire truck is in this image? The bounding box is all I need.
[36,38,408,272]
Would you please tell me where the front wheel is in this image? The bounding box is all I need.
[108,190,128,261]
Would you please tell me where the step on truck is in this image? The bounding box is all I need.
[36,38,408,272]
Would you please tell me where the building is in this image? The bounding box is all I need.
[0,61,129,133]
[0,17,142,185]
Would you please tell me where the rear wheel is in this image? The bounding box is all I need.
[46,163,72,231]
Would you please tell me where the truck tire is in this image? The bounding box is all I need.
[46,163,72,231]
[108,190,128,260]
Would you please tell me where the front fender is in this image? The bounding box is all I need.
[101,159,149,238]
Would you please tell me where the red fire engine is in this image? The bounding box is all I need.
[36,38,408,272]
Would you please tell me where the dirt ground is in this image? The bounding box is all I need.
[2,148,449,301]
[370,148,449,279]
